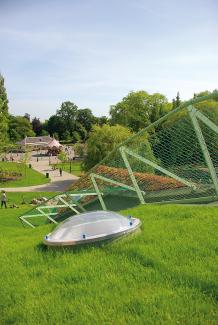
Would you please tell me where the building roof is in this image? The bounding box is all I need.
[48,138,62,148]
[18,136,60,147]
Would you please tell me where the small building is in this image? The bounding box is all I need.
[18,136,61,151]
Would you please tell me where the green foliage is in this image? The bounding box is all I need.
[47,103,95,142]
[57,151,67,162]
[0,74,9,115]
[172,91,181,109]
[0,75,9,148]
[0,99,9,149]
[110,91,171,132]
[47,115,66,139]
[71,130,81,143]
[0,203,217,324]
[77,108,96,133]
[74,142,85,158]
[95,115,108,126]
[8,115,35,141]
[56,101,78,134]
[83,124,132,171]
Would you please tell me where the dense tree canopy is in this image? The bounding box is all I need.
[110,91,171,132]
[8,115,35,142]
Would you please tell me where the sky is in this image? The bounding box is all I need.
[0,0,217,120]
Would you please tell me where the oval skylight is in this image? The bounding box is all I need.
[44,210,141,246]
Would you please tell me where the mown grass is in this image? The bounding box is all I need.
[0,162,50,187]
[52,161,84,177]
[0,196,217,324]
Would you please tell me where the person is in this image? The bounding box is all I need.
[1,191,7,208]
[59,168,62,176]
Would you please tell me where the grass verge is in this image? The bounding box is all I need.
[52,161,84,177]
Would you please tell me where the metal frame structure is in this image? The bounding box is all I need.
[19,91,218,228]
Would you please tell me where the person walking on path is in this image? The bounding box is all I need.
[1,190,7,208]
[59,168,62,177]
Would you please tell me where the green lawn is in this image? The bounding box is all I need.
[0,195,217,324]
[52,161,84,177]
[0,162,50,187]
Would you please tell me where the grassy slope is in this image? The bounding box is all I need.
[0,198,217,324]
[53,161,84,177]
[0,162,50,187]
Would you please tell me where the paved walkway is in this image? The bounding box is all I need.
[0,156,79,192]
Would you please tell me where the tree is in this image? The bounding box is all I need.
[24,113,30,121]
[8,115,35,141]
[74,142,85,158]
[74,122,87,142]
[0,74,9,115]
[0,75,9,149]
[76,108,95,134]
[95,116,108,126]
[172,92,181,109]
[83,124,132,171]
[32,117,43,136]
[56,101,78,135]
[47,115,66,140]
[110,91,170,132]
[0,98,9,152]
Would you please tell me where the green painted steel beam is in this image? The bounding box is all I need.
[91,173,143,193]
[122,146,197,189]
[192,106,218,134]
[19,216,35,228]
[90,173,107,210]
[188,105,218,196]
[37,207,58,224]
[58,196,80,214]
[119,147,145,204]
[148,195,218,205]
[69,92,218,189]
[21,213,58,218]
[68,196,86,212]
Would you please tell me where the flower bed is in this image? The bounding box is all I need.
[71,165,185,192]
[0,171,23,182]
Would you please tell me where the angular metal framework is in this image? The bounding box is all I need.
[19,92,218,227]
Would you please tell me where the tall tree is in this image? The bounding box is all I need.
[56,101,78,135]
[76,108,95,134]
[172,92,181,109]
[47,115,66,139]
[32,117,43,136]
[0,75,9,148]
[0,74,9,115]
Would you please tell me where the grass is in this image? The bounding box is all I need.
[0,194,217,324]
[0,162,50,187]
[52,161,84,177]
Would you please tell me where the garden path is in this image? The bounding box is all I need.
[0,155,78,192]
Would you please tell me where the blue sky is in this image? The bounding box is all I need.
[0,0,217,119]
